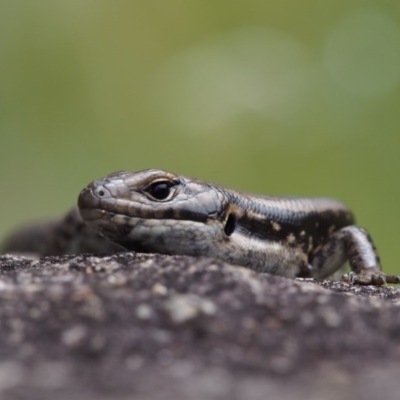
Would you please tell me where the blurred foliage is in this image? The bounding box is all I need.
[1,1,400,272]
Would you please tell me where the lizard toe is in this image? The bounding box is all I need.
[341,270,388,286]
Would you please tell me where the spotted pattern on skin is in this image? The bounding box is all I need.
[308,236,313,253]
[271,221,282,231]
[286,233,296,245]
[77,168,399,285]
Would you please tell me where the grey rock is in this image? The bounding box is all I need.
[0,252,400,400]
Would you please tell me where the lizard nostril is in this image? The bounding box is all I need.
[98,190,105,197]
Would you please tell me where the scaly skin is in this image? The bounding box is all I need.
[77,169,400,286]
[2,169,399,286]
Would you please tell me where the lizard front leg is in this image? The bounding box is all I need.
[309,226,400,285]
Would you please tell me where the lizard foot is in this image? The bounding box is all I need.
[341,270,400,286]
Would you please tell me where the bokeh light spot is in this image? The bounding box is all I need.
[323,9,400,97]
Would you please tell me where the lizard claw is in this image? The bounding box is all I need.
[383,275,400,284]
[341,270,399,286]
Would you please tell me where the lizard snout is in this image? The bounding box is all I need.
[77,180,114,222]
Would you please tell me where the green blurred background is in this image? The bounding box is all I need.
[1,1,399,272]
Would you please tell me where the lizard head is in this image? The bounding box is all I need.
[77,169,229,255]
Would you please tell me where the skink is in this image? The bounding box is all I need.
[75,169,399,286]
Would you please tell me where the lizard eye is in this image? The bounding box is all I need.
[144,181,176,201]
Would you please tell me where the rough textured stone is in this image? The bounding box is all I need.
[0,252,400,399]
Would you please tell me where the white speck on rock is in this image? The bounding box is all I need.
[164,294,217,324]
[136,304,154,320]
[61,325,87,347]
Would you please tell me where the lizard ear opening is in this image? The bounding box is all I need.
[224,214,236,237]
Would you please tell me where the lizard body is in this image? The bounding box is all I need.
[2,169,398,285]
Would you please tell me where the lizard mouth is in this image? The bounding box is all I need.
[78,207,107,222]
[78,184,139,242]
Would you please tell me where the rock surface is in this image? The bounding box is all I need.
[0,252,400,400]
